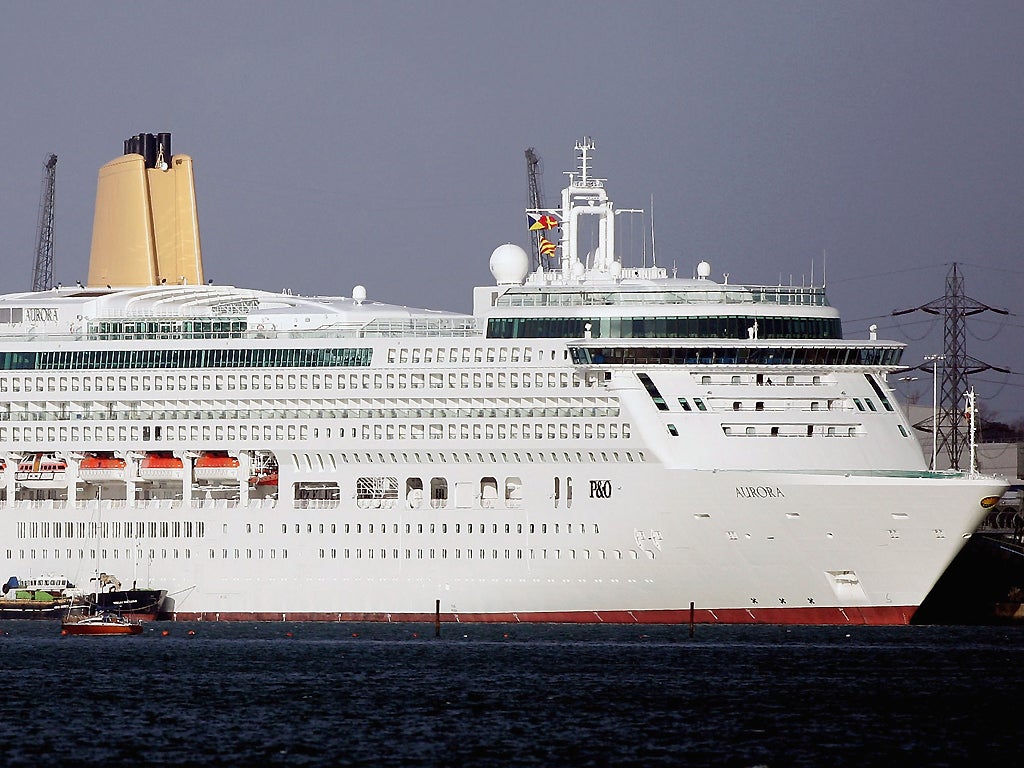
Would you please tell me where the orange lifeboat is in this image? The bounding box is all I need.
[139,452,184,480]
[248,452,279,488]
[15,453,68,488]
[79,453,127,482]
[250,471,279,487]
[194,451,241,481]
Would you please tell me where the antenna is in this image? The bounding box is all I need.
[575,136,595,184]
[650,194,657,267]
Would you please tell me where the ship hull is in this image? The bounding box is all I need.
[0,601,75,620]
[61,621,143,636]
[91,589,167,621]
[3,467,1001,626]
[168,606,916,625]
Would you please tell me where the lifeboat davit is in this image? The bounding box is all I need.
[194,451,241,481]
[15,453,68,488]
[78,453,127,482]
[139,452,184,480]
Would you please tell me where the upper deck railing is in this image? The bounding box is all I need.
[0,316,483,344]
[495,284,830,309]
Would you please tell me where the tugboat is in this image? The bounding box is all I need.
[0,575,82,619]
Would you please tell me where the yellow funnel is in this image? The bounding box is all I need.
[87,133,204,288]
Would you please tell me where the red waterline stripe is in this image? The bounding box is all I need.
[168,605,916,626]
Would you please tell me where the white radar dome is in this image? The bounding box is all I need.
[352,285,367,304]
[696,261,712,279]
[489,243,529,285]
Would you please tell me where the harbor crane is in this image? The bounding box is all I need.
[31,153,57,291]
[525,147,545,271]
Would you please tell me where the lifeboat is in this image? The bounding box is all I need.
[139,452,184,480]
[194,451,241,481]
[78,453,127,482]
[250,471,279,487]
[15,453,68,488]
[248,451,279,488]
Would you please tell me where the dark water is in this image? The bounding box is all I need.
[3,622,1022,767]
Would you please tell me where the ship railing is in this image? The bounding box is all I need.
[358,318,482,337]
[0,498,281,511]
[5,405,621,423]
[2,318,483,343]
[497,284,829,308]
[295,499,342,510]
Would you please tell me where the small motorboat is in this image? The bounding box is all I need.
[61,612,143,636]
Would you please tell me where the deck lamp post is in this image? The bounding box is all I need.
[924,354,945,469]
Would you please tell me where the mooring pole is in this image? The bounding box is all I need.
[435,599,441,638]
[689,601,695,638]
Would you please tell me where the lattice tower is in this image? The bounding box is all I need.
[893,262,1009,469]
[31,153,58,291]
[525,148,544,271]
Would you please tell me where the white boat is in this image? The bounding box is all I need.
[0,133,1008,625]
[14,453,68,489]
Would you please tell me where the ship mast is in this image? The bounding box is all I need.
[561,137,615,275]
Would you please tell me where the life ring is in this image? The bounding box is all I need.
[256,323,265,331]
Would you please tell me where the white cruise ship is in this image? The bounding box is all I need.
[0,134,1007,624]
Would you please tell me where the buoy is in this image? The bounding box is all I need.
[188,630,196,636]
[285,631,293,638]
[161,630,170,637]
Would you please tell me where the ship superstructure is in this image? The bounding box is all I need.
[0,136,1007,624]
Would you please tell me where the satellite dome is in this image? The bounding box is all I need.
[352,285,367,304]
[489,243,529,285]
[696,261,712,279]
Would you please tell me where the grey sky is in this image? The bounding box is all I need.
[2,1,1022,420]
